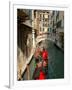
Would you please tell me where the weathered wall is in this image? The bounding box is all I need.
[17,24,32,80]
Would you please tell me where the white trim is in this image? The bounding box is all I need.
[9,1,70,88]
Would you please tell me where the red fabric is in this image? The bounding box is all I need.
[42,50,48,61]
[39,71,45,80]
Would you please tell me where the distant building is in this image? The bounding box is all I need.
[33,10,51,36]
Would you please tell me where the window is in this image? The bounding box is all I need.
[43,22,48,27]
[34,10,36,18]
[40,27,41,31]
[56,11,59,20]
[56,20,61,28]
[43,28,44,31]
[45,18,48,22]
[43,14,44,21]
[40,14,41,21]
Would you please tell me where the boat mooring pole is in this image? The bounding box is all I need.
[27,64,30,80]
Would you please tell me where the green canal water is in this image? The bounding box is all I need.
[23,40,64,80]
[47,40,64,79]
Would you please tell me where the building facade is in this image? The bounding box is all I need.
[51,11,64,50]
[33,10,51,36]
[17,9,33,80]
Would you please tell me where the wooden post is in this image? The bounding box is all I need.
[32,10,35,48]
[27,64,30,80]
[20,69,22,80]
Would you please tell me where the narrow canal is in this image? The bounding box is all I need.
[23,40,64,80]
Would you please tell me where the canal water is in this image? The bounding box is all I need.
[23,40,64,80]
[47,40,64,79]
